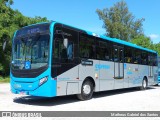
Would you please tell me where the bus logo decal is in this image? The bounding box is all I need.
[95,64,110,71]
[25,61,31,69]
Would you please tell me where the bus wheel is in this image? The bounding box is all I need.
[77,79,94,100]
[140,77,147,90]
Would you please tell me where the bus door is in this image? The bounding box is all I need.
[113,46,124,89]
[148,55,154,82]
[149,66,153,77]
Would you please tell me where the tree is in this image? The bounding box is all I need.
[0,0,13,5]
[96,0,144,41]
[0,0,48,76]
[131,35,154,49]
[153,43,160,56]
[0,0,14,75]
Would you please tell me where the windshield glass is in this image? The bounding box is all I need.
[12,25,50,70]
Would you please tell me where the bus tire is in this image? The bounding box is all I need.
[77,79,94,101]
[140,77,147,90]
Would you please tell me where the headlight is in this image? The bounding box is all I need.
[39,76,48,86]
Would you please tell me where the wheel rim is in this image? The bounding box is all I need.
[83,84,91,95]
[143,80,147,88]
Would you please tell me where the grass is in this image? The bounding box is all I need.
[0,76,10,83]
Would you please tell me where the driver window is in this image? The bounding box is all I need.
[53,26,78,63]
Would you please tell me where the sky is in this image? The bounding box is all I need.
[11,0,160,43]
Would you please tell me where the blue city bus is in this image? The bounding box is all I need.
[10,21,158,100]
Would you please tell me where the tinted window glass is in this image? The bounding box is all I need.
[153,53,158,66]
[96,39,113,61]
[148,54,152,65]
[124,46,133,63]
[148,53,157,66]
[80,34,95,59]
[141,52,148,65]
[114,47,119,62]
[97,41,107,60]
[53,26,78,63]
[133,49,141,64]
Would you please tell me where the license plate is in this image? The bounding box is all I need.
[19,91,26,95]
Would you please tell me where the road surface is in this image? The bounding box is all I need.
[0,83,160,120]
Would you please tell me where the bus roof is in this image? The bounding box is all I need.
[53,21,157,54]
[19,21,157,54]
[85,29,157,54]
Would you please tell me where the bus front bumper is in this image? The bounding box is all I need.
[11,79,57,97]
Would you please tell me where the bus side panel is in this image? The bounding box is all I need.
[79,59,100,92]
[138,65,148,85]
[56,65,80,96]
[29,79,57,97]
[128,64,139,87]
[123,63,131,88]
[99,61,114,91]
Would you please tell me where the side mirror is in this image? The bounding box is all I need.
[3,41,7,51]
[63,38,68,48]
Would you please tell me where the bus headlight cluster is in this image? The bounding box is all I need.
[39,76,48,86]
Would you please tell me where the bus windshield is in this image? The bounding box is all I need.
[12,29,50,70]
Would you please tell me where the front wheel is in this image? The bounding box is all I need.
[140,78,147,90]
[77,79,94,100]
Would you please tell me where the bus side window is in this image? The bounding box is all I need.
[124,46,133,63]
[153,53,158,66]
[133,49,141,64]
[54,39,59,59]
[96,39,111,61]
[97,41,106,60]
[105,50,110,60]
[83,48,89,58]
[60,43,67,59]
[59,40,74,62]
[80,34,95,59]
[141,52,148,65]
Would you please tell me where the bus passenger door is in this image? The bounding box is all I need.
[114,46,124,89]
[148,55,154,84]
[149,66,153,77]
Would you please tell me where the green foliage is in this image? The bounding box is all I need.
[131,35,154,49]
[96,0,144,41]
[126,35,160,55]
[96,0,160,55]
[153,43,160,55]
[0,76,10,83]
[0,0,49,76]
